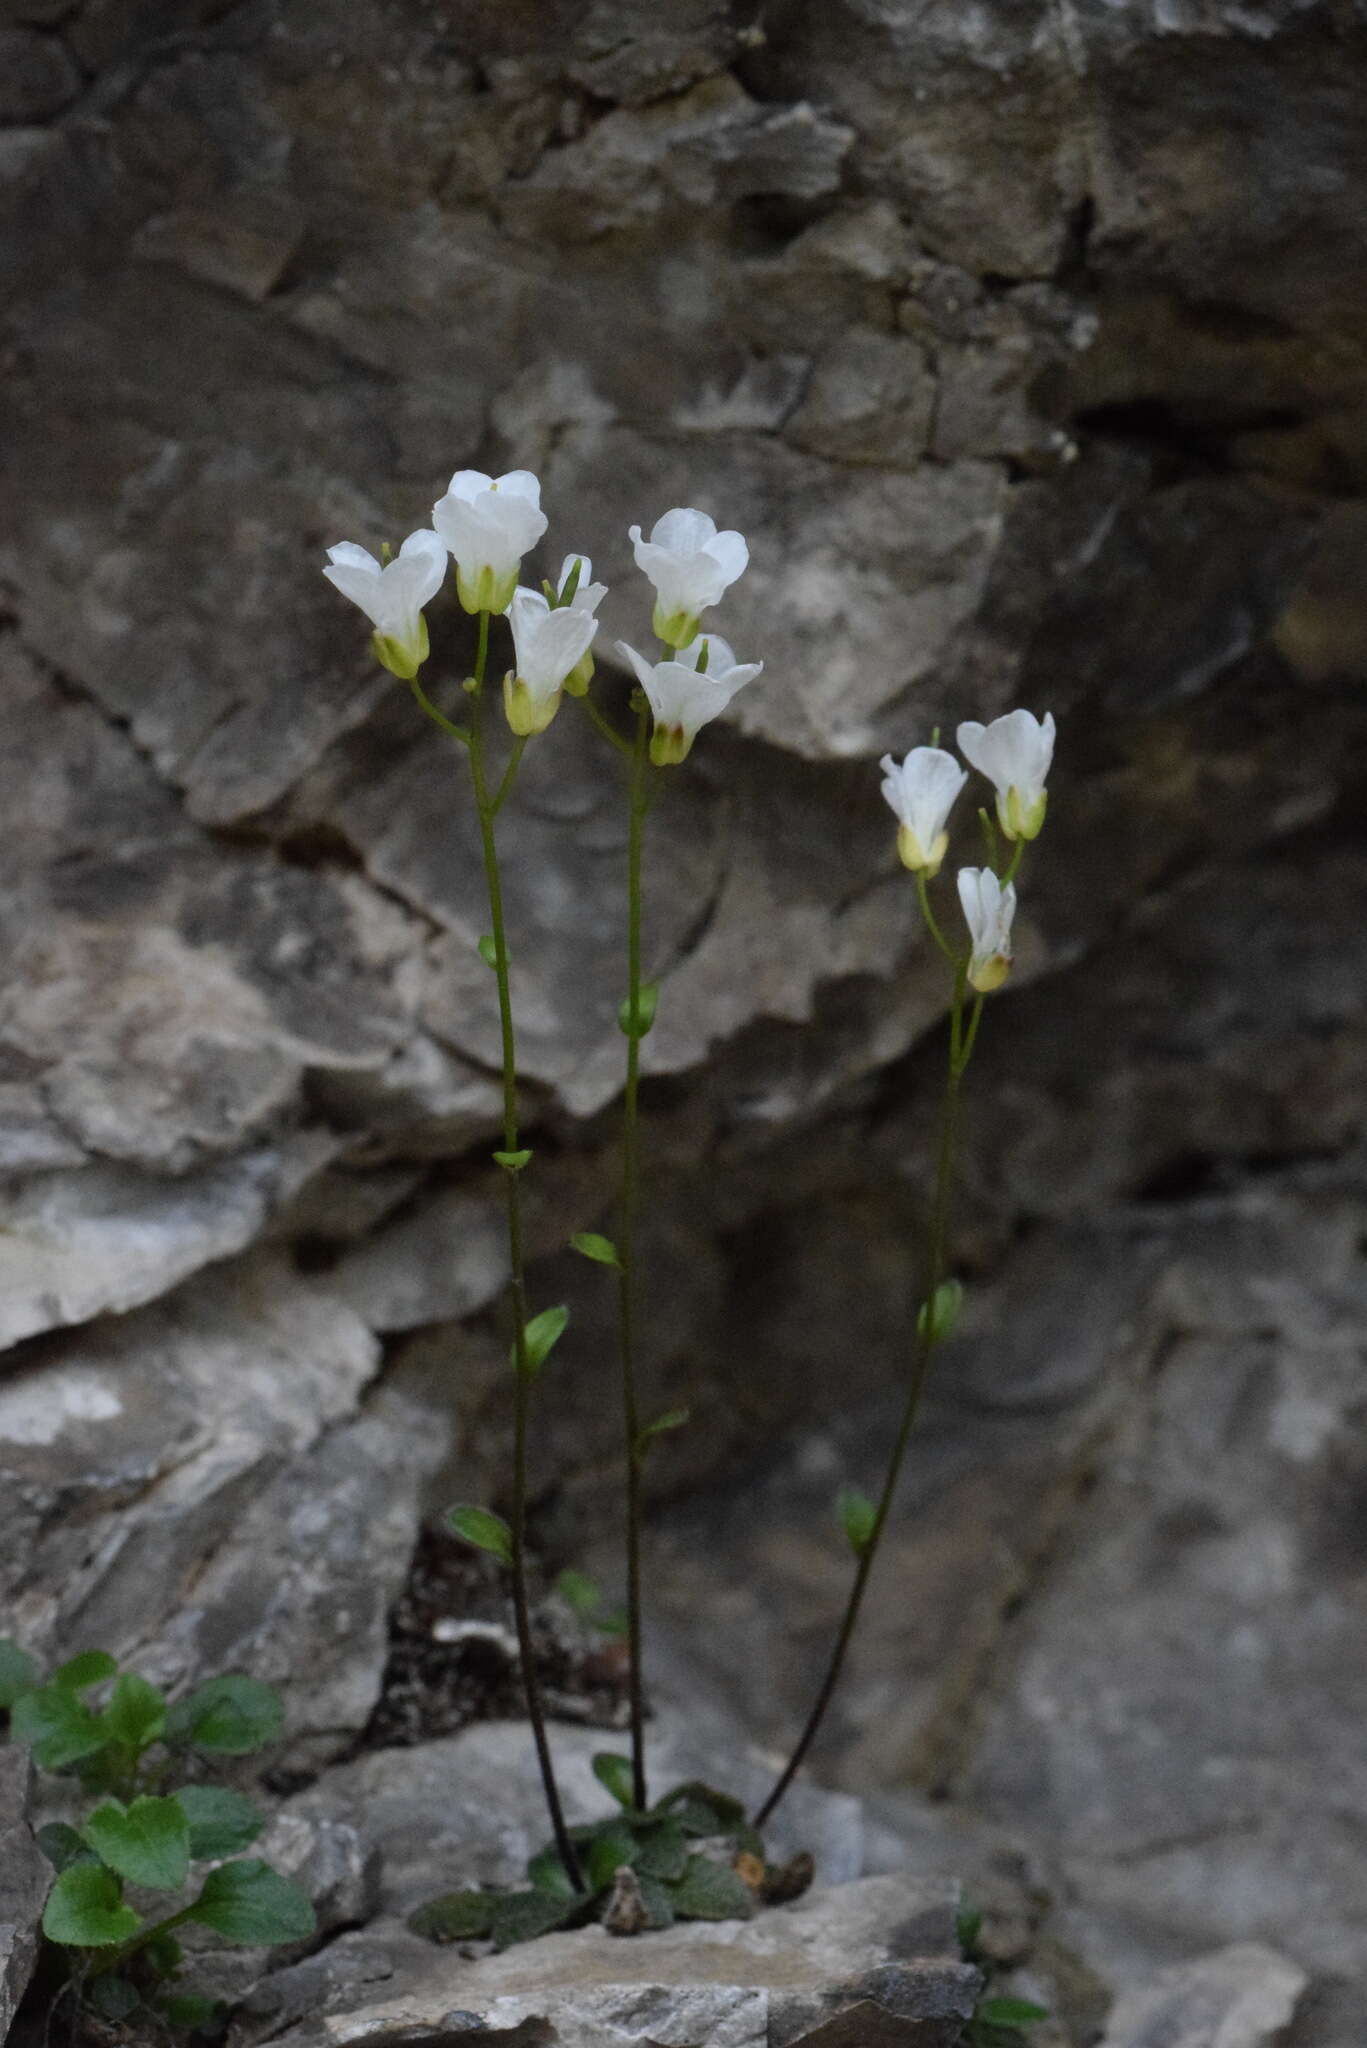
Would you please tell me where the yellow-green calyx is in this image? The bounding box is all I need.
[649,723,692,766]
[457,563,519,616]
[652,602,701,650]
[371,618,429,681]
[968,951,1011,994]
[1000,786,1048,841]
[563,649,595,698]
[896,824,949,877]
[503,672,562,737]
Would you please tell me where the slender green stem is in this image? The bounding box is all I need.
[916,872,955,960]
[578,690,635,758]
[492,735,527,817]
[753,960,972,1828]
[87,1904,196,1980]
[462,612,584,1892]
[616,699,652,1810]
[409,676,470,745]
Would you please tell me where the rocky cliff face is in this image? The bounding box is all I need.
[2,1,1365,2040]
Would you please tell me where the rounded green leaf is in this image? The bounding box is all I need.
[527,1843,579,1899]
[836,1485,878,1559]
[51,1651,118,1692]
[169,1675,285,1756]
[569,1232,620,1268]
[591,1752,637,1811]
[188,1859,316,1946]
[407,1888,496,1942]
[87,1975,141,2021]
[11,1684,108,1769]
[36,1822,97,1874]
[0,1638,38,1709]
[175,1785,264,1861]
[446,1504,513,1565]
[977,1996,1050,2027]
[42,1864,141,1948]
[670,1853,756,1922]
[521,1304,569,1373]
[100,1672,166,1756]
[586,1819,638,1891]
[84,1796,190,1893]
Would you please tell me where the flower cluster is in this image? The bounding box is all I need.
[323,473,761,761]
[880,709,1054,992]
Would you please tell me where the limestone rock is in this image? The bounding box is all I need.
[0,1748,47,2042]
[1100,1943,1306,2048]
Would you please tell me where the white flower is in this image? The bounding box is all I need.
[503,587,599,736]
[554,554,608,697]
[322,529,447,680]
[617,631,762,765]
[957,867,1017,993]
[956,709,1056,842]
[432,469,548,616]
[879,747,968,878]
[628,507,749,648]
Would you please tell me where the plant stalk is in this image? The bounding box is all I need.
[617,699,652,1810]
[462,610,585,1892]
[753,960,972,1828]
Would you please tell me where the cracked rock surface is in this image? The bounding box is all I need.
[1,0,1365,2041]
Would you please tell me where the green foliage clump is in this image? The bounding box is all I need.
[958,1904,1051,2046]
[2,1638,314,2034]
[408,1765,795,1953]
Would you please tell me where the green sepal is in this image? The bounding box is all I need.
[670,1854,756,1922]
[477,935,498,969]
[617,982,659,1038]
[186,1859,316,1946]
[569,1231,620,1267]
[42,1863,142,1948]
[0,1638,38,1709]
[493,1147,533,1172]
[519,1303,569,1374]
[837,1484,878,1559]
[446,1503,513,1565]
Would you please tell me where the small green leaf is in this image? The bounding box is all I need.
[11,1684,109,1769]
[87,1975,141,2021]
[592,1752,637,1812]
[187,1859,316,1946]
[917,1276,964,1346]
[175,1785,264,1861]
[631,1816,689,1882]
[586,1820,638,1891]
[639,1407,689,1453]
[42,1864,141,1948]
[0,1638,38,1709]
[477,935,498,969]
[654,1780,747,1837]
[527,1843,580,1899]
[157,1991,221,2030]
[51,1651,118,1692]
[554,1568,602,1621]
[36,1822,97,1874]
[493,1147,533,1171]
[521,1304,569,1374]
[670,1854,756,1923]
[446,1503,513,1565]
[141,1930,183,1977]
[837,1485,878,1559]
[167,1675,284,1756]
[100,1672,166,1756]
[488,1886,582,1951]
[977,1997,1050,2027]
[407,1888,497,1942]
[617,981,659,1038]
[84,1795,190,1893]
[569,1231,620,1268]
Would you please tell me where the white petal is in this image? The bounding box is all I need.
[956,721,989,775]
[616,640,657,692]
[326,541,380,576]
[444,469,494,504]
[644,660,735,737]
[703,528,749,587]
[323,560,386,628]
[493,469,543,505]
[394,528,448,607]
[520,605,597,692]
[650,506,718,552]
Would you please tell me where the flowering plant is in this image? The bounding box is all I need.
[322,469,1057,1937]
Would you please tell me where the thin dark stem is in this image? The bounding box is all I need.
[617,700,652,1809]
[464,612,584,1892]
[753,960,972,1828]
